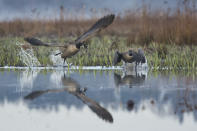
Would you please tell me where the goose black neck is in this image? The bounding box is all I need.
[117,51,122,59]
[76,42,83,49]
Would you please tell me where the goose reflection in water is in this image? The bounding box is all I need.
[113,71,146,112]
[114,72,146,88]
[24,74,113,123]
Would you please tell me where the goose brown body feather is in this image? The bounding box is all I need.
[60,44,80,59]
[113,48,146,65]
[121,51,134,63]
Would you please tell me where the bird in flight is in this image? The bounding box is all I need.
[24,14,115,66]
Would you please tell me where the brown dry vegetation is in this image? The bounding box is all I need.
[0,0,197,45]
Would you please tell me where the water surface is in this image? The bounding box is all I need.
[0,69,197,131]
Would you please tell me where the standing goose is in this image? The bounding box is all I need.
[24,14,115,65]
[113,48,146,67]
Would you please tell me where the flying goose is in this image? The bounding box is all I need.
[24,14,115,65]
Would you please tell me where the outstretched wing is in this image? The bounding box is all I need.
[24,88,66,100]
[75,14,115,44]
[75,93,113,123]
[113,73,122,86]
[138,48,145,56]
[24,37,65,47]
[24,90,48,100]
[113,51,122,65]
[137,48,146,63]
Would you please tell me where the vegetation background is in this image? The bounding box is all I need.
[0,0,197,69]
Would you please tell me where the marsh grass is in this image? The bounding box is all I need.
[0,1,197,70]
[0,37,22,66]
[0,36,197,70]
[1,0,197,46]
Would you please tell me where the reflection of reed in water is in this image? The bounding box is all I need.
[173,88,197,123]
[24,74,113,123]
[49,70,64,88]
[18,70,40,92]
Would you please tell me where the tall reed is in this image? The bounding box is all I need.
[1,0,197,45]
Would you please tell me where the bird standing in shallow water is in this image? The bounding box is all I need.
[113,48,146,69]
[24,14,115,66]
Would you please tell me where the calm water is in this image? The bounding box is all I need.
[0,69,197,131]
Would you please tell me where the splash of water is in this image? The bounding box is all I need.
[16,42,41,67]
[17,69,71,92]
[49,50,68,66]
[123,59,149,76]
